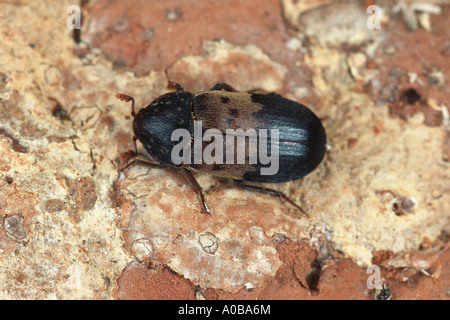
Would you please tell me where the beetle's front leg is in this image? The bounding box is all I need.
[233,180,309,218]
[184,168,211,215]
[118,150,167,172]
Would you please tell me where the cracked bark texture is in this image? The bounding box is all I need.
[0,0,448,299]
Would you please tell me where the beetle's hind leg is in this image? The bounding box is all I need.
[184,169,211,215]
[233,180,309,218]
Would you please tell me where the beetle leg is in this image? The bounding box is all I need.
[118,150,166,171]
[246,88,281,97]
[168,81,184,93]
[184,169,211,215]
[233,180,309,218]
[116,93,136,117]
[210,83,237,92]
[132,135,138,153]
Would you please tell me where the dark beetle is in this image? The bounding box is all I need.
[116,82,326,217]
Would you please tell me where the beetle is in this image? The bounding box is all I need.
[116,82,326,217]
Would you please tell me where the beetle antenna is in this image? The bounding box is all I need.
[116,93,136,117]
[167,81,184,93]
